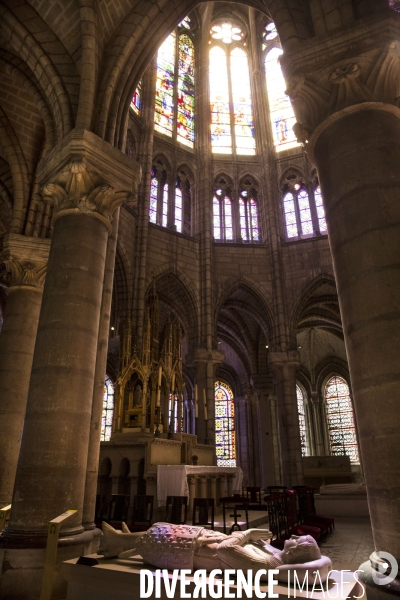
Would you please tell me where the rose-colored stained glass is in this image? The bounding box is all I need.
[215,380,236,466]
[296,384,308,456]
[101,376,114,441]
[265,47,298,151]
[177,35,195,148]
[283,192,297,238]
[131,79,142,115]
[314,185,327,233]
[155,32,176,137]
[175,186,182,232]
[298,189,313,236]
[209,46,232,154]
[149,174,158,223]
[230,47,256,155]
[325,376,360,464]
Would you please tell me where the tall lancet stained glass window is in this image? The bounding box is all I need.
[101,376,114,441]
[155,32,176,137]
[215,381,236,466]
[149,170,159,224]
[209,24,256,155]
[154,22,195,148]
[209,46,232,153]
[239,189,259,241]
[177,35,195,147]
[296,384,308,456]
[213,189,233,241]
[314,185,327,233]
[325,376,360,464]
[265,46,298,151]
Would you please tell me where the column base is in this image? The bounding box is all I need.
[358,558,400,600]
[0,529,101,600]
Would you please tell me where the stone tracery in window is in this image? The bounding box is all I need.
[239,177,260,242]
[325,375,360,465]
[149,160,192,234]
[282,171,327,240]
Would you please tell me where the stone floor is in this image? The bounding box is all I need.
[318,517,374,572]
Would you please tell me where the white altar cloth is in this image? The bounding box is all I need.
[157,465,243,506]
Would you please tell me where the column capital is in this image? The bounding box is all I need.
[36,129,141,231]
[281,17,400,154]
[268,350,300,380]
[1,233,50,289]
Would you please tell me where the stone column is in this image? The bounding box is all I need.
[193,347,224,446]
[268,351,304,487]
[0,234,49,506]
[1,130,139,545]
[82,208,120,530]
[283,15,400,585]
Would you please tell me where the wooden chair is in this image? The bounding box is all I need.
[166,496,188,525]
[131,495,154,530]
[107,494,130,524]
[192,498,214,529]
[244,486,262,504]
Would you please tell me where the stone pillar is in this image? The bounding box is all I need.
[283,16,400,587]
[0,234,49,506]
[269,351,304,487]
[199,476,207,499]
[0,131,139,554]
[82,209,120,530]
[210,476,217,504]
[193,347,224,446]
[188,476,196,513]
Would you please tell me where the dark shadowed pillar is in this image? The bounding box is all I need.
[0,234,49,506]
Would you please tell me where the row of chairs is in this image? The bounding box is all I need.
[96,494,215,531]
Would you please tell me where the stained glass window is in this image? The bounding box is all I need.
[213,189,233,241]
[131,79,142,115]
[154,23,195,148]
[177,35,195,147]
[215,381,236,466]
[210,46,232,154]
[389,0,400,11]
[175,185,183,232]
[265,47,298,151]
[155,32,176,137]
[149,171,158,223]
[314,185,327,233]
[296,384,308,457]
[209,32,256,155]
[162,183,169,227]
[239,190,259,241]
[298,189,313,235]
[325,376,360,464]
[231,47,256,155]
[101,376,114,442]
[283,192,298,238]
[263,22,278,41]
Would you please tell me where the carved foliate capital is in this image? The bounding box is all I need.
[36,129,141,231]
[281,17,400,149]
[1,233,50,289]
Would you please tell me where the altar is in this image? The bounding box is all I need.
[157,465,243,508]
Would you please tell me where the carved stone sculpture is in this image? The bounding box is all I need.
[99,522,332,583]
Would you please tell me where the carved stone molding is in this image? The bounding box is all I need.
[35,129,141,231]
[281,17,400,148]
[1,233,50,289]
